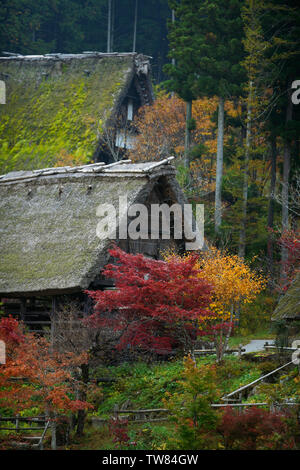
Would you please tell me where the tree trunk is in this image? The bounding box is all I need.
[171,10,175,98]
[214,96,225,233]
[51,413,57,450]
[171,10,175,66]
[267,133,277,273]
[224,304,234,352]
[76,363,89,437]
[184,100,192,169]
[132,0,138,52]
[50,296,57,350]
[280,84,293,282]
[107,0,112,52]
[111,0,115,52]
[238,82,253,258]
[215,329,223,363]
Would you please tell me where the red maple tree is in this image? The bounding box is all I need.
[217,406,296,450]
[86,247,214,356]
[0,315,24,348]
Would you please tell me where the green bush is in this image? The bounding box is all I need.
[237,292,276,336]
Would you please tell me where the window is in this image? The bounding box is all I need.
[127,99,133,121]
[115,130,136,149]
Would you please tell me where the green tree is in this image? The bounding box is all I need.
[0,0,56,54]
[0,1,171,83]
[164,356,219,450]
[164,0,200,168]
[270,1,300,279]
[252,0,300,272]
[164,0,246,233]
[238,0,274,258]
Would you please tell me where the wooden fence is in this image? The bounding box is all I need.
[0,416,50,449]
[222,360,294,403]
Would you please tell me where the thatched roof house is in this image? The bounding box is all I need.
[0,52,153,172]
[0,158,185,296]
[0,159,189,329]
[272,273,300,322]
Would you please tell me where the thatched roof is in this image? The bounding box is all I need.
[0,52,152,172]
[0,158,186,296]
[272,273,300,321]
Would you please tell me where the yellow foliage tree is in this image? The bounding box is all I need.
[164,246,266,361]
[196,246,265,311]
[128,91,239,196]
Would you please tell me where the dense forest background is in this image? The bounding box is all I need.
[0,0,299,281]
[0,0,171,82]
[1,1,300,453]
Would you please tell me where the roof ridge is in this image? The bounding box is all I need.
[0,52,152,61]
[0,158,175,183]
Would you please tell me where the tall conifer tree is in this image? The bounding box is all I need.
[164,0,246,233]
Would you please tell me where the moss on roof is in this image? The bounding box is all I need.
[0,174,145,294]
[0,54,136,174]
[272,273,300,321]
[0,160,179,295]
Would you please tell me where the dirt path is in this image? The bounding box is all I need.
[242,339,274,354]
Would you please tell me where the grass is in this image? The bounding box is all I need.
[66,353,295,450]
[3,350,297,451]
[68,422,174,450]
[91,355,264,418]
[67,424,114,450]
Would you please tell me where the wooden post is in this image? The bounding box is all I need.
[50,296,57,349]
[83,294,92,317]
[20,298,26,323]
[114,404,119,419]
[51,413,57,450]
[15,414,19,432]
